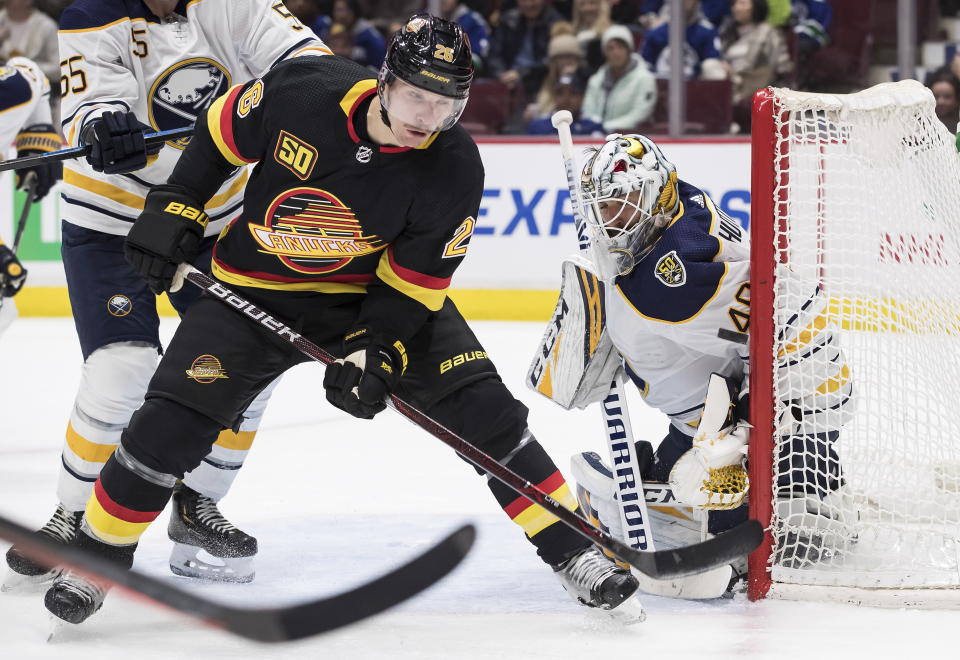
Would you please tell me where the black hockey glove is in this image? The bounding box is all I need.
[80,111,163,174]
[14,123,63,201]
[0,244,27,297]
[323,327,408,419]
[124,184,208,294]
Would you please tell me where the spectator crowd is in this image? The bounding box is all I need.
[6,0,960,137]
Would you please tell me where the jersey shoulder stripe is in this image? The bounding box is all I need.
[615,181,727,324]
[59,0,145,31]
[0,68,33,114]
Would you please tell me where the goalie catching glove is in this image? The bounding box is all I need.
[323,327,408,419]
[669,374,750,510]
[124,185,208,294]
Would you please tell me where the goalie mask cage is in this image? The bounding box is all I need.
[748,81,960,607]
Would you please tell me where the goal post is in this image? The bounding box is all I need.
[748,81,960,607]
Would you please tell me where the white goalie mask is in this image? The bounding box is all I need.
[579,134,679,281]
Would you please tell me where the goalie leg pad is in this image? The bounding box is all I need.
[570,450,735,599]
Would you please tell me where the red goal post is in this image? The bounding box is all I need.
[747,82,960,607]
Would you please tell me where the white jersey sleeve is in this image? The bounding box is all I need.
[0,57,52,150]
[57,0,330,237]
[604,183,751,434]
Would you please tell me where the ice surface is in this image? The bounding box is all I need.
[0,318,953,659]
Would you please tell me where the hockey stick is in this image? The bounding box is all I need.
[177,264,763,579]
[0,513,475,642]
[0,127,194,173]
[0,174,37,326]
[599,374,657,552]
[550,110,659,557]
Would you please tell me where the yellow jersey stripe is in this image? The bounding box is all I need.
[214,429,257,451]
[85,499,151,545]
[66,422,118,464]
[511,483,578,537]
[207,85,248,167]
[212,260,368,293]
[375,254,448,312]
[64,168,146,209]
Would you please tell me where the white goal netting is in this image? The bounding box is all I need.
[760,81,960,604]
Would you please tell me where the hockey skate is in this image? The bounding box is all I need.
[3,505,82,592]
[44,531,135,626]
[167,483,257,583]
[553,546,645,622]
[772,488,859,569]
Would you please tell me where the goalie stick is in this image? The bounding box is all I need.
[0,127,194,173]
[176,264,764,580]
[0,513,475,642]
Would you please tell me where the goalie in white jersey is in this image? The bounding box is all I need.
[0,55,62,334]
[550,134,857,596]
[4,0,330,589]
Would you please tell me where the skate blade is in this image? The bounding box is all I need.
[169,542,255,583]
[604,595,647,625]
[2,568,58,593]
[47,613,71,643]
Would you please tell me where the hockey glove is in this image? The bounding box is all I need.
[80,111,163,174]
[124,185,208,294]
[14,123,63,200]
[0,244,27,297]
[669,374,750,510]
[323,327,408,419]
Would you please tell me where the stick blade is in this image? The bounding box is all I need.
[240,523,477,642]
[620,519,763,580]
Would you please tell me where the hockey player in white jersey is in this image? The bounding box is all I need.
[0,55,61,335]
[4,0,331,590]
[553,134,857,596]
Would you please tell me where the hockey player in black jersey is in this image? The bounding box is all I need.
[43,15,644,626]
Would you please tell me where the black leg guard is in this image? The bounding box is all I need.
[426,378,590,566]
[122,396,225,478]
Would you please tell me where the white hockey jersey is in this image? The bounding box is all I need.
[0,56,52,151]
[605,181,750,436]
[57,0,330,236]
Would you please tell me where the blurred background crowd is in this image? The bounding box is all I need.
[5,0,960,136]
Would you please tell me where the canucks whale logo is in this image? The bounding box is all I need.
[250,188,386,275]
[148,58,230,149]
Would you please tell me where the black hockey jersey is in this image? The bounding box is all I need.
[171,56,484,342]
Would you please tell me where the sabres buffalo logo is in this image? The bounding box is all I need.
[249,188,385,275]
[148,58,230,149]
[654,250,686,287]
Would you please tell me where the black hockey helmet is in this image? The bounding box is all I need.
[380,14,473,101]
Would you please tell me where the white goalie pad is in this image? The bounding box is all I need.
[527,259,622,410]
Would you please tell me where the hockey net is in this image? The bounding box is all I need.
[748,81,960,607]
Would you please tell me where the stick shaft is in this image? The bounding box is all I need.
[0,127,194,173]
[179,265,646,567]
[552,113,591,250]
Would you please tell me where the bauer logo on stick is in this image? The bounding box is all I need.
[654,250,686,287]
